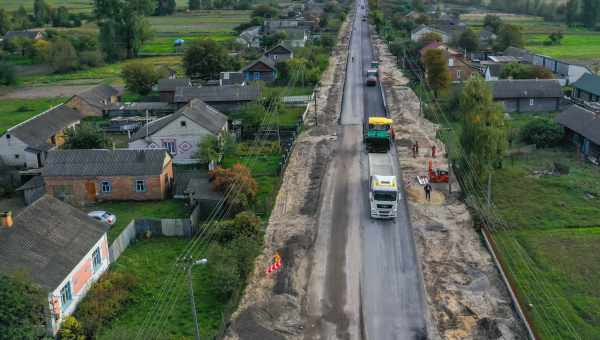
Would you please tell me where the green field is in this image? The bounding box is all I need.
[0,97,66,134]
[494,227,600,339]
[525,34,600,62]
[1,0,94,13]
[88,200,189,242]
[19,56,182,85]
[141,34,236,53]
[93,237,227,339]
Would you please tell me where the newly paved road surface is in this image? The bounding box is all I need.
[305,1,427,339]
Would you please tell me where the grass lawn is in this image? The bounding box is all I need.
[95,237,226,339]
[19,56,181,85]
[494,228,600,339]
[525,34,600,62]
[0,97,66,134]
[88,200,189,242]
[491,149,600,230]
[148,10,251,34]
[141,34,237,54]
[1,0,94,13]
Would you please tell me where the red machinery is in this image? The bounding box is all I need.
[428,160,449,183]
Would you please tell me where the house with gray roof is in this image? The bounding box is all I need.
[43,149,173,206]
[236,26,261,48]
[483,63,505,81]
[490,79,563,113]
[158,78,191,103]
[556,105,600,160]
[219,71,245,86]
[265,43,294,62]
[3,29,44,42]
[129,99,228,164]
[0,195,110,335]
[572,73,600,102]
[0,104,84,169]
[173,84,261,112]
[66,84,121,117]
[241,57,277,83]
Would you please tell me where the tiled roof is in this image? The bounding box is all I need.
[241,56,277,72]
[158,78,191,92]
[572,73,600,97]
[76,84,120,109]
[42,149,170,177]
[131,99,227,141]
[7,104,84,150]
[490,79,563,99]
[174,84,261,103]
[556,105,600,145]
[0,195,109,290]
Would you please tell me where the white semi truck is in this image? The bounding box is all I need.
[368,153,399,218]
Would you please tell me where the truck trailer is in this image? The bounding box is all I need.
[368,153,399,219]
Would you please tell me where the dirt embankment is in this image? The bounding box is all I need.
[372,36,527,340]
[224,14,353,340]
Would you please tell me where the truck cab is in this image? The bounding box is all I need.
[369,175,398,218]
[366,68,378,86]
[364,117,394,153]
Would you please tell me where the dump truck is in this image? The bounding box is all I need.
[366,68,378,86]
[368,153,399,219]
[364,116,394,153]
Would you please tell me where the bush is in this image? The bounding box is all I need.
[0,62,17,85]
[521,119,564,148]
[213,211,263,244]
[205,243,241,300]
[554,161,570,175]
[57,316,85,340]
[79,50,105,68]
[75,272,136,337]
[209,163,258,214]
[121,61,159,95]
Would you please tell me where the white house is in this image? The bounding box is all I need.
[0,104,83,169]
[411,25,450,43]
[0,195,110,335]
[129,99,228,164]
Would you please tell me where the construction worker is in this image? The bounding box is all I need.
[412,143,417,158]
[415,141,419,155]
[431,145,436,158]
[424,183,432,202]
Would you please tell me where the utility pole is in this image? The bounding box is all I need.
[447,143,451,194]
[187,258,208,340]
[314,85,319,127]
[487,173,492,207]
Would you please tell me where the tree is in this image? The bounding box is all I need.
[521,119,564,147]
[33,0,51,26]
[13,5,32,30]
[197,133,237,164]
[252,4,278,18]
[63,125,112,149]
[52,6,70,27]
[412,0,425,12]
[183,39,231,80]
[500,63,554,79]
[57,316,85,340]
[189,0,201,10]
[423,48,450,97]
[547,32,564,45]
[458,28,479,53]
[566,0,579,26]
[495,24,524,50]
[0,9,11,36]
[417,32,443,46]
[260,31,287,49]
[0,274,46,339]
[209,163,258,214]
[156,0,176,15]
[459,75,507,173]
[32,39,50,63]
[483,14,503,34]
[121,61,160,95]
[213,210,263,244]
[48,39,79,72]
[0,62,17,85]
[581,0,600,29]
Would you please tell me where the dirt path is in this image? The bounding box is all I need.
[373,36,527,339]
[224,14,352,340]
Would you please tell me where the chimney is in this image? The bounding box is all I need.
[1,211,13,228]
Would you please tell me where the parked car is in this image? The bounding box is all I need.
[88,211,117,226]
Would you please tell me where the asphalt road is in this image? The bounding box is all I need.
[304,2,427,339]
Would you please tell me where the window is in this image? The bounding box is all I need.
[529,98,535,106]
[5,134,10,139]
[135,180,146,192]
[101,181,111,193]
[456,70,462,79]
[273,54,278,60]
[254,71,261,80]
[14,154,19,159]
[92,247,102,273]
[180,120,187,127]
[162,140,176,155]
[60,282,72,310]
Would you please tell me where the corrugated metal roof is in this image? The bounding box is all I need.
[490,79,562,99]
[556,105,600,146]
[572,73,600,97]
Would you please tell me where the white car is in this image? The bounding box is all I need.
[88,211,117,226]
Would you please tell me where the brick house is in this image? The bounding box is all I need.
[129,98,228,164]
[420,43,475,83]
[490,79,563,113]
[0,195,110,335]
[265,43,294,62]
[43,149,173,206]
[66,84,121,117]
[158,78,192,103]
[242,57,277,82]
[571,73,600,102]
[0,104,84,169]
